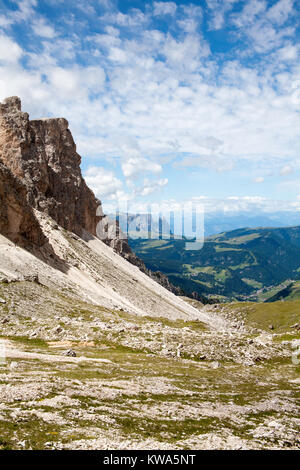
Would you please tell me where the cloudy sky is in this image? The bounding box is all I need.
[0,0,299,215]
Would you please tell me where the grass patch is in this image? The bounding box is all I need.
[222,300,300,332]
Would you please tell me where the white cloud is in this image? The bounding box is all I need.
[102,10,147,28]
[84,166,126,200]
[108,47,128,63]
[253,176,264,183]
[267,0,294,26]
[280,165,293,175]
[206,0,238,30]
[0,34,23,63]
[0,15,14,27]
[122,158,162,180]
[162,33,210,67]
[131,195,300,215]
[231,0,295,53]
[193,195,300,214]
[45,66,105,99]
[153,2,177,16]
[32,18,56,38]
[277,44,298,61]
[135,178,168,196]
[232,0,267,29]
[2,0,37,25]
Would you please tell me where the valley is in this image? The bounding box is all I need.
[129,226,300,302]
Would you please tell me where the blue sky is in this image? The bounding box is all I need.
[0,0,299,216]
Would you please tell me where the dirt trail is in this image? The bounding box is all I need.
[0,339,112,364]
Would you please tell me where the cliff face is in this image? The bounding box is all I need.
[0,161,45,246]
[0,97,100,239]
[0,97,143,263]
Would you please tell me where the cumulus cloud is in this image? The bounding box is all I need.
[1,0,37,26]
[0,34,23,63]
[84,166,126,200]
[122,158,162,180]
[266,0,294,25]
[253,176,264,183]
[231,0,295,53]
[153,2,177,16]
[206,0,238,30]
[31,18,56,38]
[280,165,293,175]
[135,178,168,196]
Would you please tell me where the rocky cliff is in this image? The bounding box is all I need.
[0,97,137,254]
[0,97,101,239]
[0,160,45,246]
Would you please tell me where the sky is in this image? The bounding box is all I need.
[0,0,299,217]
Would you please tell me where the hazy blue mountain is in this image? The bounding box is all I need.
[203,212,300,237]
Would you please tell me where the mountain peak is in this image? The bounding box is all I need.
[0,96,22,113]
[0,96,101,240]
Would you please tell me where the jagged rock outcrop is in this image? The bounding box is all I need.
[0,161,45,246]
[0,97,144,261]
[0,97,100,239]
[0,97,159,268]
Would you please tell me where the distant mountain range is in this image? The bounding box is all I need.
[113,210,300,239]
[129,225,300,302]
[203,212,300,237]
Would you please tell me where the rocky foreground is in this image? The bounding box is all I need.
[0,282,299,450]
[0,97,299,450]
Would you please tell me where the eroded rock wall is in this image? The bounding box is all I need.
[0,96,100,239]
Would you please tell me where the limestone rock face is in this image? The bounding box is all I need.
[0,96,100,238]
[0,161,45,246]
[0,97,142,261]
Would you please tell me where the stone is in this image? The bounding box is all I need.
[63,349,76,357]
[268,420,282,429]
[9,361,18,369]
[0,298,6,304]
[211,361,220,369]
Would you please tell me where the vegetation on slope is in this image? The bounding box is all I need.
[129,226,300,301]
[265,281,300,302]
